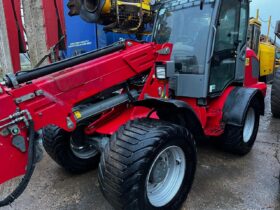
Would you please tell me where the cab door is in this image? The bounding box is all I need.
[208,0,249,96]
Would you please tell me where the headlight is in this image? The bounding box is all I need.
[155,65,167,80]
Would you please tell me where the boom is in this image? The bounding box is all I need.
[0,40,172,185]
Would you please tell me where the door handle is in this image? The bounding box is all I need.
[239,44,246,61]
[208,25,217,62]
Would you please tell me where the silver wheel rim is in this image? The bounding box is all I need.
[243,108,256,143]
[70,137,98,159]
[146,146,186,207]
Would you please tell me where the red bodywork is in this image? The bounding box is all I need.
[42,0,66,59]
[2,0,26,73]
[244,48,267,95]
[0,42,266,187]
[0,41,171,184]
[95,48,267,138]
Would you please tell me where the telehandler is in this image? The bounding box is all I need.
[0,0,266,209]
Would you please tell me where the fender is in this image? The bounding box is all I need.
[134,97,205,140]
[223,87,265,127]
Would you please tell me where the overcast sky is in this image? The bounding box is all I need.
[250,0,279,43]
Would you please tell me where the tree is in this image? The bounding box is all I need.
[22,0,49,67]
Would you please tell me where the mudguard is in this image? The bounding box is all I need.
[134,97,205,139]
[134,97,196,111]
[223,87,265,127]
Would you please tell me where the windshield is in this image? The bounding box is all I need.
[153,2,214,74]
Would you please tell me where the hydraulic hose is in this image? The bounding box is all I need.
[0,121,36,207]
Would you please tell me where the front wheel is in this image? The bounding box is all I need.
[42,124,100,173]
[221,99,260,155]
[98,118,197,210]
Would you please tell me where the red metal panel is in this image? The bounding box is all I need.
[56,0,66,41]
[0,94,27,184]
[13,0,26,53]
[41,0,66,51]
[244,48,259,87]
[2,0,26,73]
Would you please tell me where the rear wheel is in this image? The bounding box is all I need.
[98,118,197,210]
[271,68,280,118]
[221,99,260,155]
[42,124,100,173]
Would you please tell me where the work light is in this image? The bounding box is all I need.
[156,65,167,80]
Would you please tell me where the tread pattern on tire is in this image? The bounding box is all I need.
[43,125,99,174]
[221,99,260,155]
[98,118,196,210]
[271,69,280,118]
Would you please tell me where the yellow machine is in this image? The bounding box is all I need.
[259,42,276,77]
[67,0,154,33]
[248,16,276,82]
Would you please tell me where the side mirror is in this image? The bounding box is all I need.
[275,20,280,39]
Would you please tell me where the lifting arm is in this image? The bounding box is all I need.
[0,40,172,192]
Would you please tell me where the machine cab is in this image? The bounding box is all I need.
[248,18,262,55]
[153,0,249,98]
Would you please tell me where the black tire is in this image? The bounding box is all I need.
[271,68,280,118]
[221,99,260,155]
[42,125,99,173]
[98,118,197,210]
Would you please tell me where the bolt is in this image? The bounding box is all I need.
[176,159,182,165]
[164,47,170,54]
[66,117,75,129]
[0,129,9,137]
[35,90,44,96]
[13,128,19,134]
